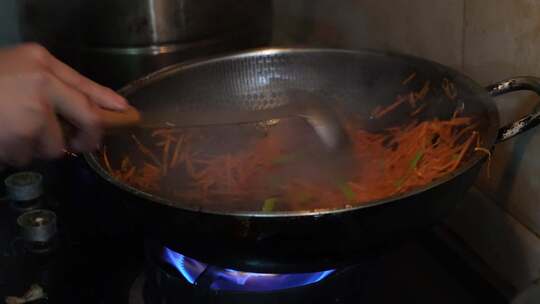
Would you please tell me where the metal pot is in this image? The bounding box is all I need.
[17,0,273,88]
[18,0,273,46]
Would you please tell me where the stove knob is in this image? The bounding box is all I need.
[4,171,44,212]
[17,209,57,244]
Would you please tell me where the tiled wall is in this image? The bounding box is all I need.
[458,2,540,298]
[274,0,540,298]
[463,0,540,239]
[273,0,464,69]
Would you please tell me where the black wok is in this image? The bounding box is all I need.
[84,48,540,272]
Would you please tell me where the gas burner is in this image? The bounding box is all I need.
[162,247,335,292]
[142,242,361,304]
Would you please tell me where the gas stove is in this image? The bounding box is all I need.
[0,159,510,303]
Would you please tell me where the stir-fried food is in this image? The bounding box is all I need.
[100,77,488,212]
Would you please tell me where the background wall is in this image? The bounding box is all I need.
[273,0,464,69]
[1,0,540,301]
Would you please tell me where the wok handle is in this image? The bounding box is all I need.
[486,76,540,143]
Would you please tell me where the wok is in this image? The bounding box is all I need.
[84,48,540,273]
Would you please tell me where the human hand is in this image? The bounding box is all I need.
[0,43,128,167]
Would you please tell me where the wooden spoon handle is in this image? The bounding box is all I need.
[60,106,141,141]
[96,105,142,129]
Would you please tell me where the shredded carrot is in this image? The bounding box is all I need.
[402,72,417,85]
[416,81,431,100]
[407,92,417,107]
[103,146,113,174]
[185,152,196,178]
[170,134,184,168]
[104,78,487,212]
[451,131,477,171]
[442,78,457,100]
[410,103,427,117]
[124,167,136,180]
[161,137,171,176]
[131,134,161,166]
[475,146,492,178]
[371,95,407,118]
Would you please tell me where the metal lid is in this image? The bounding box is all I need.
[4,172,44,201]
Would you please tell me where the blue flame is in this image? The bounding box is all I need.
[163,247,208,284]
[162,247,335,292]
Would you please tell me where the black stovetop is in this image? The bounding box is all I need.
[0,160,510,304]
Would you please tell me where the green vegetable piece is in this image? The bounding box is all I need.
[262,198,278,212]
[395,177,406,188]
[268,175,282,187]
[338,182,356,202]
[298,192,313,203]
[395,150,424,189]
[272,153,301,165]
[410,150,424,169]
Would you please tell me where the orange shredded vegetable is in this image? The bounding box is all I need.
[101,78,486,212]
